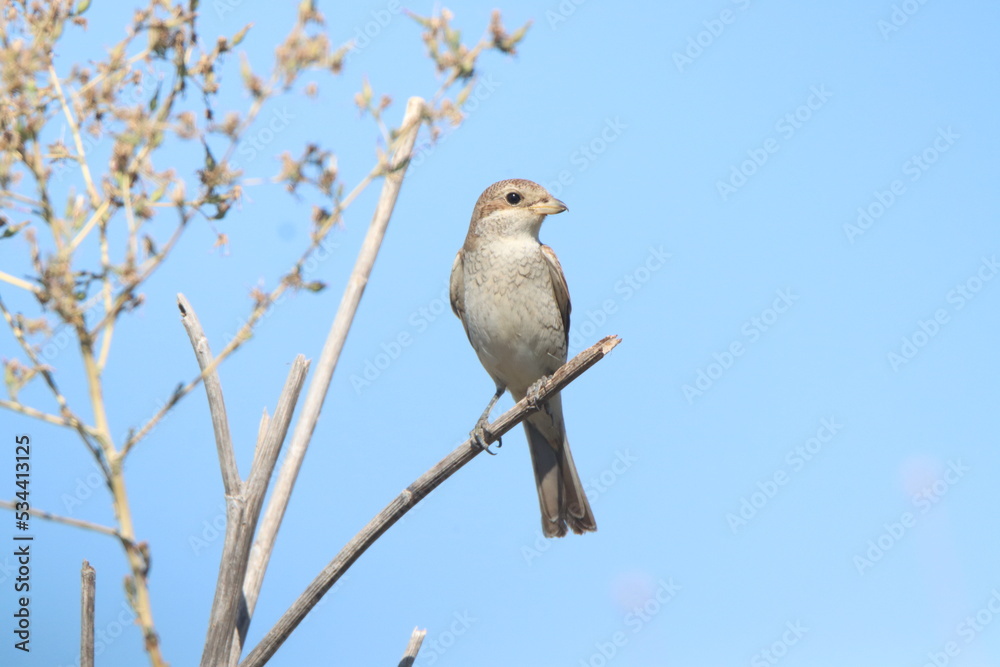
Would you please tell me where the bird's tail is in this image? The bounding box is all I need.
[521,393,597,537]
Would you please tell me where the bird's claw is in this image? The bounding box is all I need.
[471,418,501,455]
[526,376,550,411]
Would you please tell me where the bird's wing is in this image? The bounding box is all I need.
[449,250,471,339]
[540,244,572,345]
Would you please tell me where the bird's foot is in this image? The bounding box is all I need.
[526,376,551,411]
[470,416,501,455]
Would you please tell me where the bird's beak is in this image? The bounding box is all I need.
[529,197,568,215]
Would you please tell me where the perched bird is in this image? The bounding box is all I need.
[450,179,596,537]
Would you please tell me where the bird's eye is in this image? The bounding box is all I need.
[505,192,522,205]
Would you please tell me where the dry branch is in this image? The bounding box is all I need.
[198,348,311,667]
[240,335,621,667]
[232,96,427,666]
[178,293,241,496]
[398,627,428,667]
[81,561,96,667]
[0,501,119,538]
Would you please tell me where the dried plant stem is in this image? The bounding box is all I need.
[232,96,427,665]
[398,627,427,667]
[178,294,240,495]
[179,288,312,667]
[240,336,621,667]
[67,200,111,254]
[0,298,100,459]
[81,561,96,667]
[49,64,101,206]
[0,270,41,294]
[199,352,310,666]
[1,8,534,667]
[78,337,164,664]
[0,400,74,429]
[106,461,163,663]
[0,501,119,537]
[125,151,385,455]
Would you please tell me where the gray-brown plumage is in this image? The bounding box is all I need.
[450,178,596,537]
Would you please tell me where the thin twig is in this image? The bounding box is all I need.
[124,145,381,454]
[398,627,427,667]
[0,270,41,294]
[75,46,153,95]
[95,186,114,374]
[0,189,44,208]
[121,174,139,268]
[0,399,75,429]
[103,457,164,664]
[49,64,101,207]
[123,88,421,457]
[80,307,166,667]
[0,501,120,538]
[87,212,189,344]
[81,561,96,667]
[239,335,621,667]
[67,199,111,253]
[236,96,427,662]
[0,298,101,462]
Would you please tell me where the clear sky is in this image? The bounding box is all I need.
[2,1,999,666]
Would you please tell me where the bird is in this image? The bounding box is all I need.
[449,178,596,537]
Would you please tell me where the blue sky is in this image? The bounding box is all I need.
[2,1,999,665]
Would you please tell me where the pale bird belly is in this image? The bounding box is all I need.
[463,250,566,393]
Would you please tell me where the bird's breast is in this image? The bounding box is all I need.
[461,240,567,392]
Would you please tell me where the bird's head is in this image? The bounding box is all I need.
[467,179,568,241]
